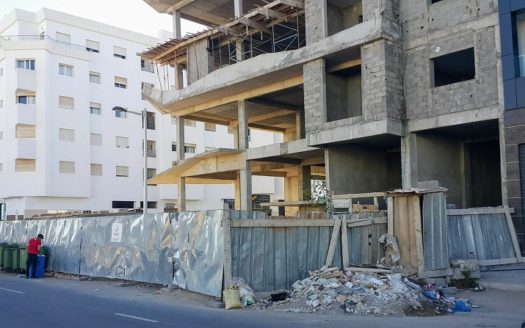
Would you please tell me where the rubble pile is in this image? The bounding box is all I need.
[259,267,422,316]
[253,266,479,316]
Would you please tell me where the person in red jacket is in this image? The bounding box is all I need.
[26,234,43,279]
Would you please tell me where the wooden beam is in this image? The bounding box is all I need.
[341,216,349,268]
[171,76,304,117]
[184,114,230,126]
[326,59,362,73]
[256,7,287,19]
[447,206,511,216]
[325,219,341,266]
[230,109,295,128]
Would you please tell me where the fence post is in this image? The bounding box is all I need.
[222,209,233,288]
[341,216,349,268]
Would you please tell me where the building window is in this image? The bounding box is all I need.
[147,168,156,179]
[58,63,73,76]
[140,201,157,209]
[90,133,102,146]
[15,124,36,138]
[112,201,134,208]
[147,140,156,157]
[172,142,177,152]
[205,123,216,132]
[59,96,74,109]
[116,166,129,177]
[141,59,154,73]
[89,71,101,84]
[90,102,101,115]
[116,136,129,148]
[114,76,127,89]
[184,143,196,154]
[59,128,75,142]
[16,59,35,70]
[432,48,475,87]
[86,39,100,53]
[113,46,126,59]
[184,119,196,127]
[55,32,71,44]
[517,13,525,77]
[17,95,36,104]
[90,164,102,176]
[59,161,75,174]
[115,109,127,118]
[15,159,35,172]
[146,112,155,130]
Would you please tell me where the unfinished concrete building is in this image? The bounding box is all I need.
[141,0,513,247]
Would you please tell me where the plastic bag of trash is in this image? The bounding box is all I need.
[378,234,401,269]
[231,277,256,306]
[223,286,242,310]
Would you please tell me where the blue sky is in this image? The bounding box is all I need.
[0,0,204,37]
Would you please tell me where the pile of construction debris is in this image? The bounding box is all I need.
[253,266,476,316]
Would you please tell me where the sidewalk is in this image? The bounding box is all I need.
[479,263,525,292]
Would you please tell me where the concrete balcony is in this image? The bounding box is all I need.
[15,68,37,92]
[16,139,36,159]
[15,104,37,125]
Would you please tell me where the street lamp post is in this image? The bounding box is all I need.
[112,106,148,216]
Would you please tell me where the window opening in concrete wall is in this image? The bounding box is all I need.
[114,76,127,89]
[15,124,36,138]
[327,0,363,36]
[115,136,129,148]
[59,161,75,174]
[112,201,133,208]
[147,140,156,157]
[90,133,102,146]
[465,139,502,207]
[432,48,475,87]
[89,71,101,84]
[59,96,74,109]
[15,159,35,172]
[59,128,75,142]
[517,13,525,77]
[16,59,35,70]
[113,46,126,59]
[326,65,362,122]
[17,95,36,104]
[90,163,102,176]
[115,165,129,177]
[90,102,101,115]
[58,63,73,76]
[146,112,155,130]
[86,39,100,53]
[140,201,157,209]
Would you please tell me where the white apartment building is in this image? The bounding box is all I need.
[0,8,283,219]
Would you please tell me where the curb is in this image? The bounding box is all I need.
[479,281,525,292]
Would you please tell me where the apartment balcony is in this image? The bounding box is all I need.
[0,35,89,60]
[15,104,37,125]
[16,139,36,159]
[15,68,37,92]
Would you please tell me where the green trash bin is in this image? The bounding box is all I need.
[18,245,27,273]
[11,244,19,273]
[0,243,5,270]
[3,247,13,272]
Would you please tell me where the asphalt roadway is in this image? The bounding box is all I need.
[0,272,523,328]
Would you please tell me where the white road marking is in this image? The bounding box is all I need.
[114,313,159,323]
[0,287,24,294]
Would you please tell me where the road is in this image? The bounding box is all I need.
[0,272,523,328]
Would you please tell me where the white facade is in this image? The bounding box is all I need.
[0,8,282,219]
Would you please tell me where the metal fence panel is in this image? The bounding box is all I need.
[422,193,449,271]
[171,211,224,297]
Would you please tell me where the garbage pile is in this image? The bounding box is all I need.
[253,266,478,316]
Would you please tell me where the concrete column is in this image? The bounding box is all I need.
[178,177,186,211]
[174,64,184,90]
[305,0,328,44]
[239,166,252,211]
[237,100,249,150]
[234,0,244,61]
[298,165,312,200]
[176,117,185,162]
[172,10,182,39]
[303,59,327,133]
[401,133,417,189]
